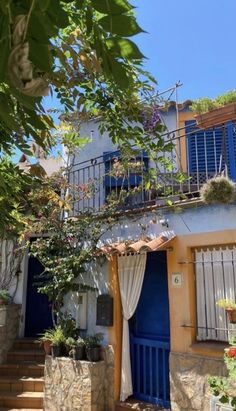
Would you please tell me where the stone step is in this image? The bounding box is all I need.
[115,400,170,411]
[12,340,41,352]
[0,364,44,378]
[0,392,43,409]
[7,351,44,364]
[0,408,43,411]
[0,377,44,393]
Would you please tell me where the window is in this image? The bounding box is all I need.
[185,121,236,182]
[103,150,149,206]
[195,246,236,342]
[186,120,224,176]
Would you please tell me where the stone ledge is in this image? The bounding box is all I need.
[190,341,228,358]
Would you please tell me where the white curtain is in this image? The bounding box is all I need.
[118,252,147,402]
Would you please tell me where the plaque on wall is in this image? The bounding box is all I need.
[96,294,113,326]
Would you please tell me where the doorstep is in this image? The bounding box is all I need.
[115,399,170,411]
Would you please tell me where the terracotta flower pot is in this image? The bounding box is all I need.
[195,102,236,128]
[43,340,52,355]
[226,308,236,324]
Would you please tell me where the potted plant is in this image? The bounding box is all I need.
[85,333,103,362]
[42,326,66,357]
[0,289,11,305]
[209,336,236,409]
[216,299,236,324]
[191,90,236,128]
[66,336,85,360]
[39,329,54,355]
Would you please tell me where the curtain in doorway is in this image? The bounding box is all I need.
[118,252,147,402]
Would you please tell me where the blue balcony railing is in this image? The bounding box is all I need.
[69,121,236,214]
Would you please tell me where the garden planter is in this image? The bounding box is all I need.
[195,102,236,128]
[70,346,85,360]
[51,344,62,357]
[86,346,100,362]
[43,340,52,355]
[0,299,6,306]
[226,308,236,324]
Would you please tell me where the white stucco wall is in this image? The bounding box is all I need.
[70,110,179,212]
[72,108,178,166]
[12,202,236,338]
[100,203,236,245]
[62,260,111,344]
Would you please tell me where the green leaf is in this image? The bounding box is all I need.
[10,88,41,111]
[28,12,57,41]
[109,58,130,88]
[0,0,10,14]
[91,0,132,14]
[0,14,10,81]
[36,0,50,11]
[29,40,53,72]
[86,7,93,34]
[24,108,48,130]
[106,37,145,60]
[46,0,69,28]
[99,14,144,37]
[220,396,230,404]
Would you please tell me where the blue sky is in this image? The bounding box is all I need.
[134,0,236,101]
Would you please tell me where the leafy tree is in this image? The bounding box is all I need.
[0,0,173,235]
[0,0,147,153]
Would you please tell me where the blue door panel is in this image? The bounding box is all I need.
[24,254,53,337]
[130,251,170,407]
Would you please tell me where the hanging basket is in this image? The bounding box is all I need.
[195,102,236,128]
[226,309,236,324]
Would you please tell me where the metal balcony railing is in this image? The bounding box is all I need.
[68,121,236,214]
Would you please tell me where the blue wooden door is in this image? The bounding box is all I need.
[24,254,53,337]
[129,251,170,408]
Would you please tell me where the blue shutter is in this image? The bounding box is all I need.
[185,120,224,174]
[103,150,148,188]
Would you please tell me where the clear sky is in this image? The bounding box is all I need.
[134,0,236,102]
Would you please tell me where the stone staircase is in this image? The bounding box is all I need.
[0,339,44,410]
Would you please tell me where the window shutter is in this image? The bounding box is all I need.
[195,246,236,342]
[185,120,224,174]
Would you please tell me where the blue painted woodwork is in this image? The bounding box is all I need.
[103,150,149,188]
[24,254,53,337]
[129,251,170,408]
[186,120,236,180]
[226,121,236,180]
[186,120,224,173]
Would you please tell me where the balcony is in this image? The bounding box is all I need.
[69,121,236,215]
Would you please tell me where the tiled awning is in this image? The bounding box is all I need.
[100,235,176,255]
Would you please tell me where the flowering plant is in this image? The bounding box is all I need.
[209,337,236,409]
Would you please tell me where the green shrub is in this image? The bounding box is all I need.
[191,90,236,114]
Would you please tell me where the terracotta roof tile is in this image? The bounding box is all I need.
[100,235,175,255]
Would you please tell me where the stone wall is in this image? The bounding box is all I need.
[0,304,21,364]
[44,345,115,411]
[170,352,227,411]
[101,345,115,411]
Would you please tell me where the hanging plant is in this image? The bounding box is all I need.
[200,176,235,205]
